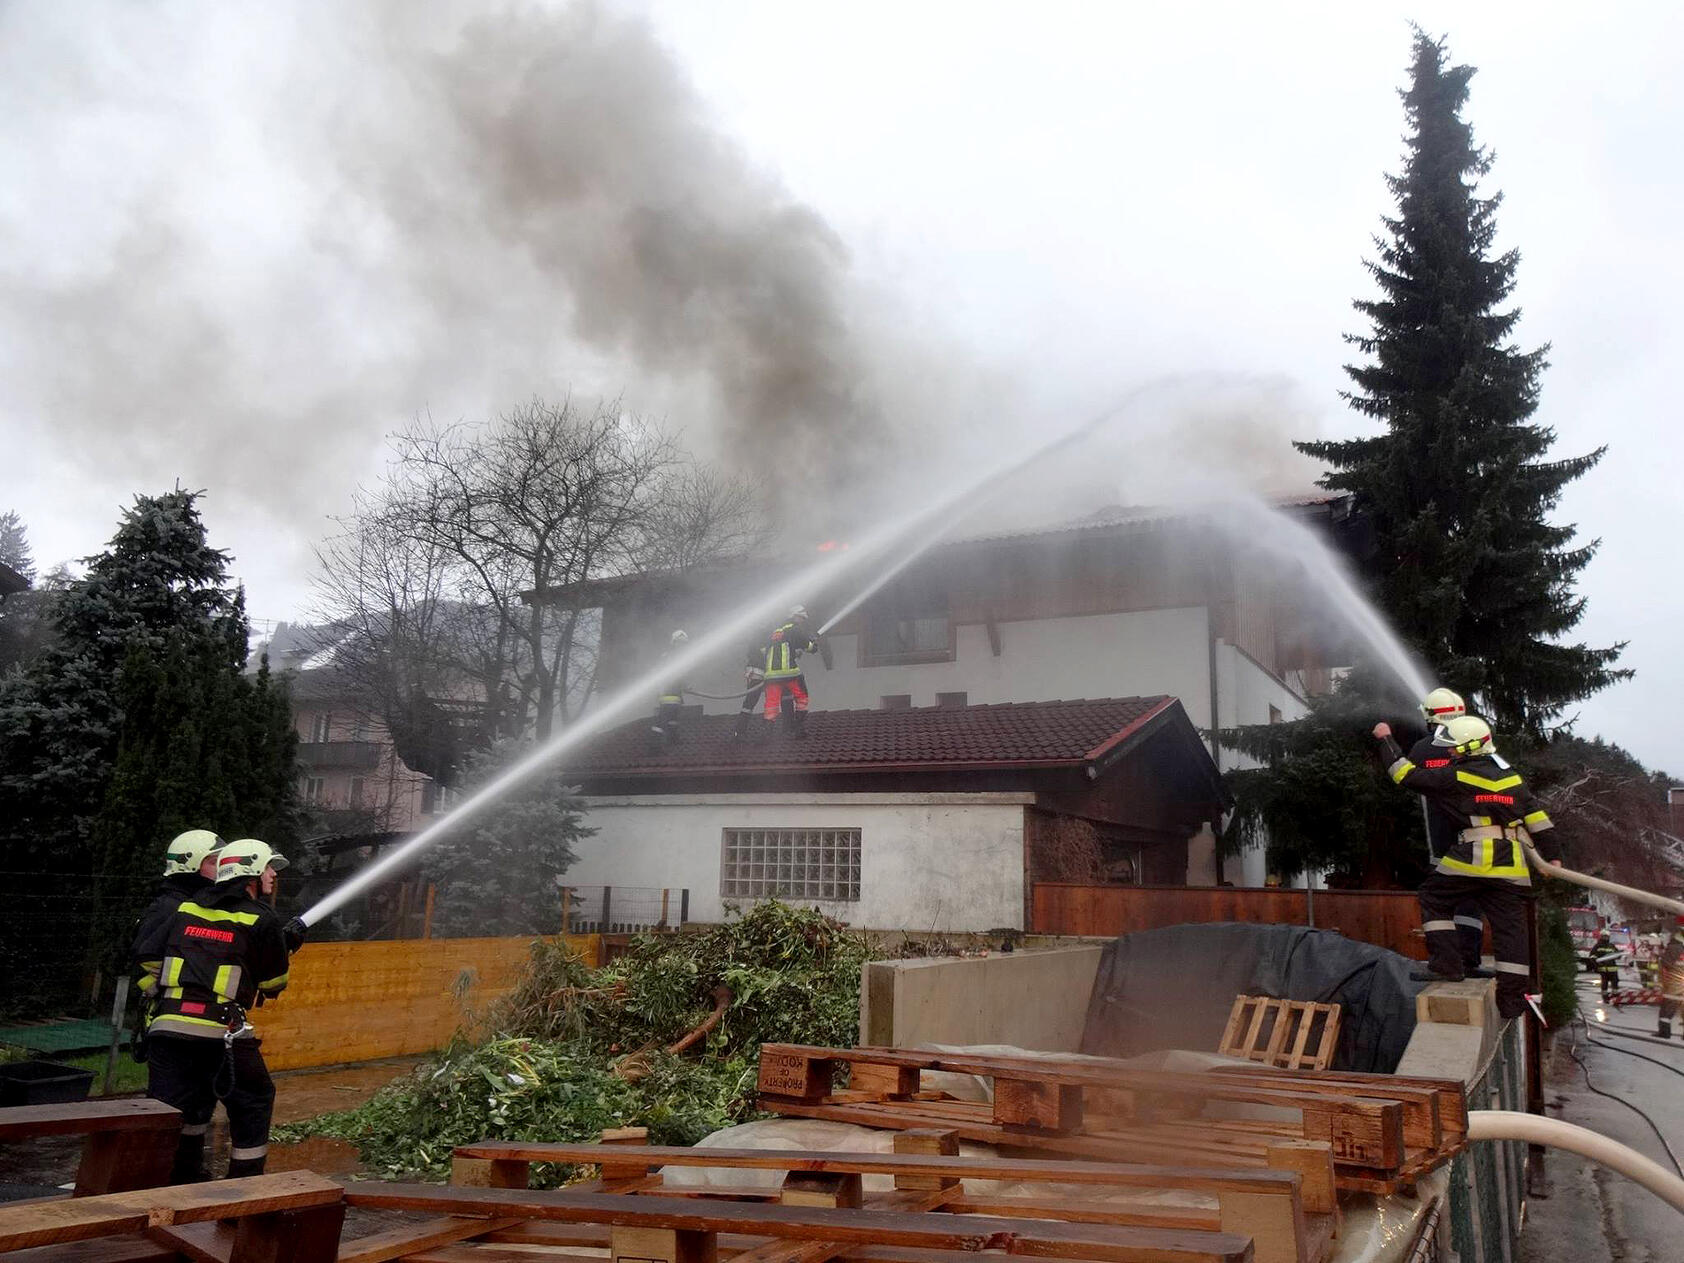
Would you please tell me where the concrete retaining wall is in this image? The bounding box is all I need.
[858,945,1104,1051]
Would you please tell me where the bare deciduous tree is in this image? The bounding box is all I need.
[314,396,765,773]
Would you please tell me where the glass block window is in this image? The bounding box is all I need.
[721,828,862,902]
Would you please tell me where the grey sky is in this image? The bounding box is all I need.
[3,2,1679,771]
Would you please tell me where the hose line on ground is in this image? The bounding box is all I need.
[1467,1110,1684,1214]
[1564,1016,1684,1179]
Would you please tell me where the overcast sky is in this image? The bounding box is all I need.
[3,2,1680,771]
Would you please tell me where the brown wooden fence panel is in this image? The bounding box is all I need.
[248,933,602,1070]
[1030,884,1427,959]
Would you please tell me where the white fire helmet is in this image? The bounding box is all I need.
[1420,687,1466,725]
[162,829,225,877]
[214,838,290,883]
[1432,715,1493,759]
[670,629,689,644]
[789,604,809,621]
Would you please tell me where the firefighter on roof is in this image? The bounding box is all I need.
[649,629,689,748]
[1373,715,1562,1019]
[132,838,297,1182]
[733,640,768,740]
[761,605,819,738]
[1410,689,1486,972]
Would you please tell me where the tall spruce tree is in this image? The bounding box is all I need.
[0,491,298,1009]
[1297,29,1627,733]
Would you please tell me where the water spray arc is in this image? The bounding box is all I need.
[301,379,1456,927]
[303,382,1204,926]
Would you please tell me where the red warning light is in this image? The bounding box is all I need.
[816,540,839,552]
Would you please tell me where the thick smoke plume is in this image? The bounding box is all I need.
[0,1,888,531]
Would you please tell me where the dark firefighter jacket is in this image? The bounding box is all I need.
[763,621,817,682]
[1406,735,1464,860]
[1591,942,1623,973]
[1379,735,1561,884]
[133,879,291,1039]
[129,873,209,971]
[1662,937,1684,998]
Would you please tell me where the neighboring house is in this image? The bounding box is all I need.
[0,561,27,600]
[538,497,1362,885]
[559,696,1226,932]
[255,622,447,835]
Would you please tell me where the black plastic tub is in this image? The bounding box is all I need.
[0,1059,96,1107]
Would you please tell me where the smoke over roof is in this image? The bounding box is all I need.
[0,1,893,529]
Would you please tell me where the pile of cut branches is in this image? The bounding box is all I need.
[280,901,874,1181]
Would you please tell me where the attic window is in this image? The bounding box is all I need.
[936,692,968,708]
[880,694,912,710]
[860,579,954,667]
[721,828,861,903]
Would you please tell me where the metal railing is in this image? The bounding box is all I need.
[1445,1019,1527,1263]
[562,886,689,934]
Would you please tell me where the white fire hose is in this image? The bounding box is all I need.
[1522,841,1684,918]
[1468,1111,1684,1214]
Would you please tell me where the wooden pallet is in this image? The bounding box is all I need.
[753,1043,1468,1198]
[332,1135,1341,1263]
[0,1170,344,1261]
[1218,997,1341,1071]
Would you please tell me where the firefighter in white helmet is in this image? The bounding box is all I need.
[133,839,295,1181]
[1374,715,1565,1019]
[650,629,690,748]
[760,606,819,738]
[130,830,226,1021]
[1407,690,1485,972]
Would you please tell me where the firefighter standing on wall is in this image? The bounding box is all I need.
[1373,715,1563,1020]
[761,605,819,738]
[1412,689,1489,973]
[1591,931,1624,1003]
[1659,920,1684,1039]
[132,838,300,1182]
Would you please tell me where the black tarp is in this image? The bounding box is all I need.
[1079,922,1430,1073]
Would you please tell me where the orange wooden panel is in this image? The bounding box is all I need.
[250,934,602,1070]
[1030,885,1427,960]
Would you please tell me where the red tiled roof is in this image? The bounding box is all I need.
[561,696,1179,779]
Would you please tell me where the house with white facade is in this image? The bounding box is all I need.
[558,696,1227,932]
[541,498,1360,888]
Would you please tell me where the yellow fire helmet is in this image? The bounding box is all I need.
[213,838,291,883]
[1432,715,1494,759]
[1420,687,1467,725]
[162,829,225,877]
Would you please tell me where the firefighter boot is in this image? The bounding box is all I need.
[1659,1017,1672,1039]
[170,1131,209,1184]
[790,708,807,739]
[732,713,750,740]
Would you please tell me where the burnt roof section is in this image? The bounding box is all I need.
[561,695,1208,785]
[527,494,1353,607]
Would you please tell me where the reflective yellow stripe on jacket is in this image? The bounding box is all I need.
[1441,815,1530,881]
[176,902,260,925]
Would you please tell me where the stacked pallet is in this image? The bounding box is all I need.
[337,1135,1340,1263]
[754,1043,1468,1197]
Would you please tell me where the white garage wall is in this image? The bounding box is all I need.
[572,793,1034,931]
